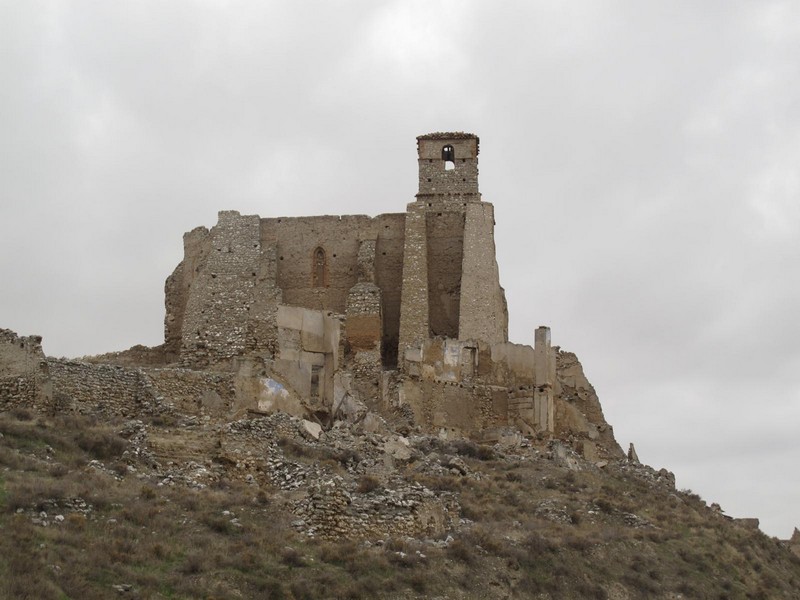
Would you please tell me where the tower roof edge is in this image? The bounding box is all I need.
[417,132,479,155]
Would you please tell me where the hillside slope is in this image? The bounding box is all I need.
[1,407,798,599]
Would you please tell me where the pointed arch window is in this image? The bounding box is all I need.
[442,144,455,170]
[312,246,327,287]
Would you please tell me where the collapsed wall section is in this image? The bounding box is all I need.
[555,350,622,457]
[178,211,282,367]
[164,226,212,361]
[180,212,262,366]
[0,329,51,410]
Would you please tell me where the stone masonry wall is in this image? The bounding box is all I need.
[426,206,465,338]
[164,226,212,360]
[46,359,237,420]
[263,213,405,365]
[417,134,479,197]
[0,328,51,410]
[146,368,236,416]
[180,211,268,367]
[458,201,508,344]
[373,213,406,366]
[47,359,157,417]
[171,211,406,369]
[398,202,430,358]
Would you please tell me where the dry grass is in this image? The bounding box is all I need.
[1,408,798,599]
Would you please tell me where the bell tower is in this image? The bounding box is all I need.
[416,132,480,199]
[398,133,507,360]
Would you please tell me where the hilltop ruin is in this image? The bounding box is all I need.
[1,133,621,460]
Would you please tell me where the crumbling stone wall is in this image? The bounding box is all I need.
[399,377,504,434]
[83,344,169,367]
[398,335,551,435]
[295,478,459,540]
[265,213,405,366]
[168,211,406,369]
[555,350,623,457]
[164,225,212,360]
[393,331,620,454]
[47,360,159,417]
[45,358,239,420]
[146,368,236,416]
[179,211,272,367]
[345,239,383,382]
[0,329,51,409]
[23,131,622,455]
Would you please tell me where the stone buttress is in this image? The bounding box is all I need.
[398,132,508,360]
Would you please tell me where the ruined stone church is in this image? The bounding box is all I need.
[1,133,620,459]
[159,132,618,456]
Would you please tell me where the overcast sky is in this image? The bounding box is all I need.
[1,1,798,538]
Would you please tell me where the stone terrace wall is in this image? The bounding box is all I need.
[0,377,35,408]
[47,360,159,417]
[146,368,236,416]
[46,360,237,420]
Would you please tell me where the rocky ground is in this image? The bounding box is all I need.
[1,406,799,599]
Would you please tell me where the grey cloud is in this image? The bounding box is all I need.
[1,1,798,537]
